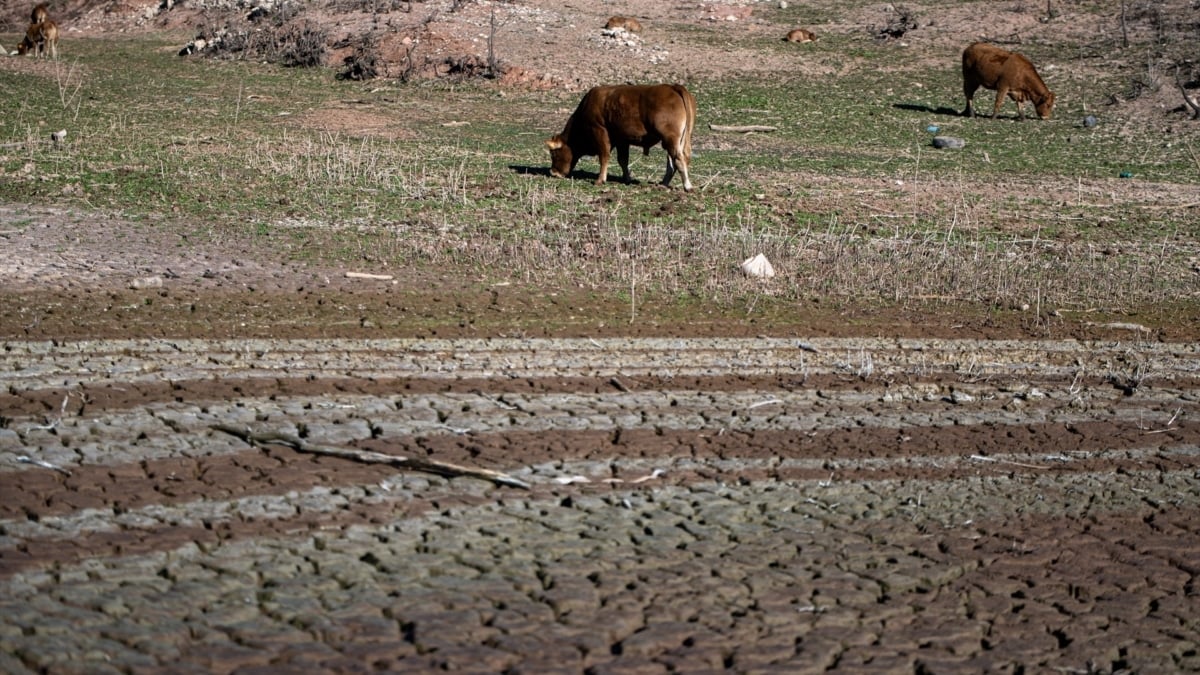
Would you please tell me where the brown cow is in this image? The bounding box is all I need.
[784,28,817,43]
[604,16,643,34]
[17,19,58,58]
[545,84,696,191]
[961,42,1055,120]
[31,2,49,24]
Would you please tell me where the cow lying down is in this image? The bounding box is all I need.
[545,83,696,191]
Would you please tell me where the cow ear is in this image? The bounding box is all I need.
[545,138,563,150]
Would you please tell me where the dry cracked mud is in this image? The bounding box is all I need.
[2,332,1198,674]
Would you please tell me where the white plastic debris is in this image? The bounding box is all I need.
[740,253,775,278]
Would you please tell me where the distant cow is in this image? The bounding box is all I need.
[604,16,643,34]
[545,83,696,191]
[31,3,49,25]
[17,19,58,58]
[785,28,817,43]
[961,42,1055,120]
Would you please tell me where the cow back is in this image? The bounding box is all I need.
[963,42,1049,94]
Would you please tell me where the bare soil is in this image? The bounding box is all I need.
[2,203,1196,342]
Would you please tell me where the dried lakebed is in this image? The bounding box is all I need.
[1,336,1198,673]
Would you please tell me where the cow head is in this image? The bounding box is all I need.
[1034,91,1055,120]
[545,136,574,178]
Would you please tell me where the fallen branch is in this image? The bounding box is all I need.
[1085,321,1150,333]
[211,424,531,489]
[1177,66,1200,119]
[969,454,1053,470]
[1143,407,1181,435]
[345,271,394,281]
[747,398,782,410]
[708,123,778,133]
[16,455,72,476]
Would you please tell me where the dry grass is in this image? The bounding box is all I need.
[1,9,1198,321]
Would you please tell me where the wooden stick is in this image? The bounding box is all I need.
[1176,67,1200,120]
[969,454,1054,470]
[708,124,778,133]
[345,271,394,280]
[211,424,531,489]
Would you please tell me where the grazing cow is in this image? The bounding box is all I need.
[604,16,643,34]
[31,3,49,25]
[17,19,58,58]
[545,83,696,191]
[961,42,1055,120]
[784,28,817,43]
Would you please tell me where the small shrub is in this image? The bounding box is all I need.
[270,1,303,26]
[442,54,491,79]
[875,5,919,40]
[273,20,327,67]
[329,0,416,12]
[337,35,379,80]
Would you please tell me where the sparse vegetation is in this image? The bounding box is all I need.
[1,0,1198,327]
[874,5,919,41]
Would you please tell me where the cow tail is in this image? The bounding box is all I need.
[672,84,695,162]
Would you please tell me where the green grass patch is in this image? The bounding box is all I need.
[1,27,1197,316]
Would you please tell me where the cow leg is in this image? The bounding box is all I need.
[661,143,692,191]
[594,148,609,185]
[661,117,694,191]
[663,153,692,192]
[616,144,632,184]
[962,81,978,117]
[992,86,1009,118]
[678,154,692,192]
[593,128,611,185]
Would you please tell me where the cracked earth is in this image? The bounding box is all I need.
[2,331,1198,673]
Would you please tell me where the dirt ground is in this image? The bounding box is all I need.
[2,1,1199,673]
[2,203,1197,344]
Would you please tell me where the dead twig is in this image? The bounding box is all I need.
[708,124,778,133]
[1143,407,1182,435]
[345,271,394,280]
[16,455,72,476]
[1085,321,1150,333]
[747,398,782,410]
[969,454,1054,470]
[27,392,75,432]
[211,424,531,489]
[1177,66,1200,119]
